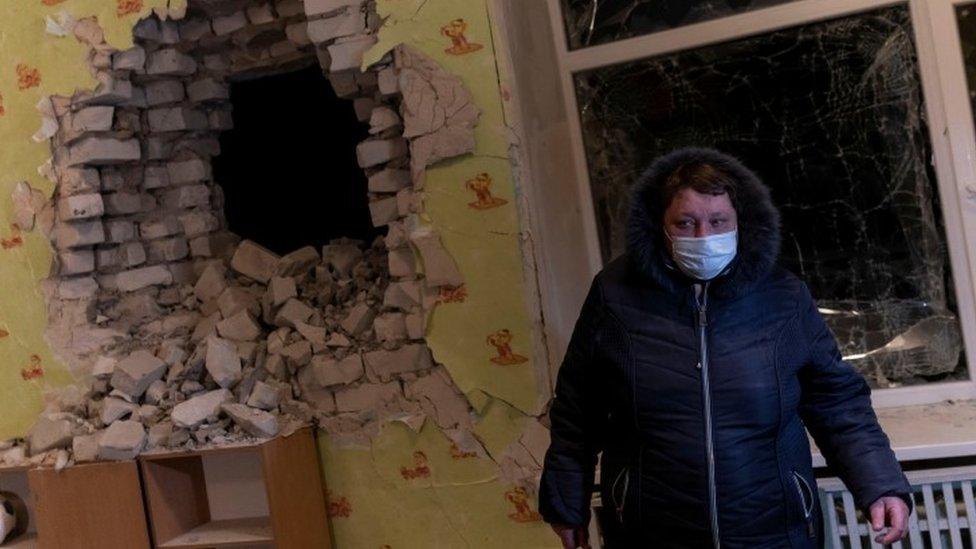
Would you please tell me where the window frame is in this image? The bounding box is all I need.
[543,0,976,408]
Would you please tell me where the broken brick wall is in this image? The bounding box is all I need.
[0,0,557,546]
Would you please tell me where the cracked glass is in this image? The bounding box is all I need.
[575,5,967,387]
[561,0,801,50]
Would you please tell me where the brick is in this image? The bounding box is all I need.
[327,35,376,72]
[179,211,219,237]
[284,22,310,46]
[172,389,232,429]
[70,106,115,133]
[147,236,189,262]
[140,216,181,240]
[105,219,135,243]
[212,11,247,35]
[304,0,363,17]
[230,240,280,283]
[58,193,104,220]
[147,107,209,132]
[68,137,140,166]
[246,3,276,24]
[167,158,211,185]
[206,335,243,388]
[217,310,262,341]
[103,191,143,215]
[368,195,398,226]
[113,46,146,71]
[312,353,363,386]
[306,11,364,43]
[119,242,146,268]
[194,263,227,302]
[276,246,319,276]
[187,78,230,102]
[55,220,105,249]
[146,48,197,76]
[111,350,167,398]
[356,138,408,168]
[144,80,185,106]
[116,265,173,292]
[59,250,95,275]
[160,184,211,209]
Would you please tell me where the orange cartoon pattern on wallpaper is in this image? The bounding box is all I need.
[117,0,144,17]
[2,225,23,250]
[16,64,41,90]
[0,93,6,116]
[486,328,527,365]
[21,355,44,381]
[441,19,483,56]
[438,285,466,303]
[505,486,542,522]
[466,173,507,210]
[0,329,9,339]
[399,450,431,479]
[325,489,352,518]
[41,0,68,5]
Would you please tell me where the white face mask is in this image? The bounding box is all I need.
[665,229,738,280]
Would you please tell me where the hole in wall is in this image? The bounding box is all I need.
[212,65,382,256]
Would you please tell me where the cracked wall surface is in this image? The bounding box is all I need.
[0,0,557,547]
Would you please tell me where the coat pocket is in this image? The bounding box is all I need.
[791,469,816,538]
[610,466,631,524]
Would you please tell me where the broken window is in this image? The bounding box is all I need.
[574,4,967,387]
[212,66,382,256]
[561,0,800,50]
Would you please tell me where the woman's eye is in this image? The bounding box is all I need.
[711,219,726,227]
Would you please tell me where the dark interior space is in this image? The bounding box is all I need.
[212,66,385,256]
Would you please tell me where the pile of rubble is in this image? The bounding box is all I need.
[2,234,473,469]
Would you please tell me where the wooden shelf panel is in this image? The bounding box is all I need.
[157,517,273,548]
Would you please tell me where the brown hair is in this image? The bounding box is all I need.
[659,162,739,212]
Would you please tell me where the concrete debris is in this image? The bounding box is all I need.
[110,350,167,398]
[205,335,243,388]
[231,240,280,283]
[29,416,75,455]
[172,389,233,429]
[98,420,146,460]
[221,403,279,438]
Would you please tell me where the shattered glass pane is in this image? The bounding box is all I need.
[561,0,800,50]
[575,5,967,387]
[957,4,976,118]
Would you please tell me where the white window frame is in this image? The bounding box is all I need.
[543,0,976,408]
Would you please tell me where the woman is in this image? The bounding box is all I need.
[539,147,912,548]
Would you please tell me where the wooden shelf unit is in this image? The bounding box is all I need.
[138,427,331,549]
[27,461,151,549]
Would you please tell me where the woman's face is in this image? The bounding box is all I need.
[663,188,737,240]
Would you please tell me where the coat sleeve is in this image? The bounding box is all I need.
[795,282,913,514]
[538,275,611,527]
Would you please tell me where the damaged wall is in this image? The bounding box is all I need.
[0,0,558,547]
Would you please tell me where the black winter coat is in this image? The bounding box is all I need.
[538,147,912,548]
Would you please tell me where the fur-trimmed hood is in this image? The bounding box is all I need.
[625,146,781,299]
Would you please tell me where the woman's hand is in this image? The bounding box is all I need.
[868,496,909,545]
[550,523,590,549]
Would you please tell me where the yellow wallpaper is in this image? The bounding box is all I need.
[0,0,183,440]
[318,1,558,546]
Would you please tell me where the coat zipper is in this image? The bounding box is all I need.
[792,470,816,538]
[695,282,720,549]
[611,466,630,523]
